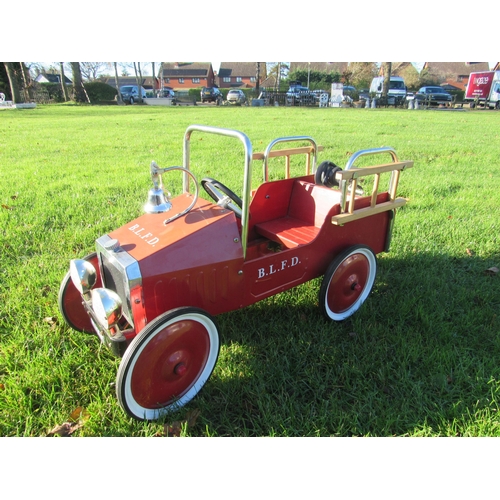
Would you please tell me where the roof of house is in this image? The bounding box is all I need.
[36,73,72,84]
[218,62,266,78]
[161,62,212,77]
[423,62,490,76]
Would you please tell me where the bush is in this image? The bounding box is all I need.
[36,82,66,102]
[84,81,117,103]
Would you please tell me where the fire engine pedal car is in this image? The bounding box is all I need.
[59,124,413,421]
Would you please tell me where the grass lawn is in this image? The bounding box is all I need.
[0,103,499,437]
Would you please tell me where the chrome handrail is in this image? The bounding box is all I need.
[262,136,319,181]
[341,147,399,211]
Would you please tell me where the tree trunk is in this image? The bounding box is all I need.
[20,63,33,102]
[70,62,88,103]
[4,62,21,103]
[133,62,143,104]
[59,62,69,101]
[382,62,392,99]
[255,62,260,96]
[114,63,123,104]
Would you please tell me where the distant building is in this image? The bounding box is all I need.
[422,62,491,91]
[35,73,72,85]
[160,63,215,90]
[217,62,266,88]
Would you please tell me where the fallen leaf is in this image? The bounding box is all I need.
[11,194,18,200]
[69,406,90,423]
[0,383,5,391]
[485,267,499,276]
[164,421,183,437]
[1,204,13,210]
[466,248,474,257]
[47,421,83,437]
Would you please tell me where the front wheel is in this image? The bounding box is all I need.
[116,307,220,421]
[319,245,377,321]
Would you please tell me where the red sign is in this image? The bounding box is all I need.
[465,71,494,99]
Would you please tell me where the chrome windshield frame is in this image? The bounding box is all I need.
[183,125,253,259]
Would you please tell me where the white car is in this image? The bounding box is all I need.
[226,89,247,105]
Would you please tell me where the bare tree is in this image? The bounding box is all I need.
[70,62,89,103]
[113,62,123,104]
[382,62,392,99]
[20,63,34,102]
[4,62,21,103]
[133,62,143,104]
[59,62,69,101]
[80,62,107,81]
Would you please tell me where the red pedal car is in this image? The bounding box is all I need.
[59,125,413,420]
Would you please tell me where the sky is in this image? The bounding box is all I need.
[3,3,497,69]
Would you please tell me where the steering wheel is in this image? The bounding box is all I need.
[201,177,242,218]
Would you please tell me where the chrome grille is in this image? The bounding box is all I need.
[96,235,142,326]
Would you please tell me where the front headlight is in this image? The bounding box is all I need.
[70,259,97,294]
[91,288,123,329]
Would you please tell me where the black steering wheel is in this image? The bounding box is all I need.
[201,177,242,218]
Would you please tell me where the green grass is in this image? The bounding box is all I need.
[1,104,499,436]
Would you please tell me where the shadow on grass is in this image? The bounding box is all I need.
[193,251,500,436]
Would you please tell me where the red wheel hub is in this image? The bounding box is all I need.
[130,319,210,408]
[327,254,369,313]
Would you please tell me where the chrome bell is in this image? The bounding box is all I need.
[144,186,172,214]
[144,161,173,214]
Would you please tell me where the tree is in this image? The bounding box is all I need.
[133,62,143,104]
[398,64,420,91]
[267,63,289,90]
[113,63,123,104]
[382,62,392,98]
[59,62,69,101]
[4,62,21,103]
[70,62,88,103]
[80,62,107,82]
[19,63,34,102]
[348,63,378,90]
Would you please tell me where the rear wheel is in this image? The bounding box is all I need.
[116,307,220,421]
[319,245,377,321]
[58,252,102,333]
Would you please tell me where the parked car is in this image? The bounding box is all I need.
[286,85,315,105]
[342,85,356,94]
[159,88,176,102]
[201,87,222,104]
[415,86,453,106]
[226,89,247,105]
[120,85,147,105]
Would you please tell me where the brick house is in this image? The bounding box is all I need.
[216,62,266,88]
[421,62,490,91]
[160,63,215,91]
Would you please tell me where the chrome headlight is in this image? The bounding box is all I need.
[91,288,123,328]
[70,259,97,294]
